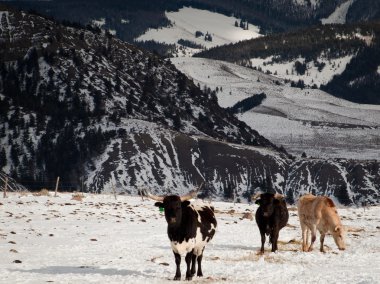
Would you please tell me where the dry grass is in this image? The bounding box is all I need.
[18,191,29,197]
[33,189,50,197]
[71,192,85,202]
[278,239,302,246]
[347,226,365,233]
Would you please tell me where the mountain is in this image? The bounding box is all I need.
[4,0,380,55]
[195,22,380,104]
[171,57,380,160]
[0,4,281,188]
[0,5,378,205]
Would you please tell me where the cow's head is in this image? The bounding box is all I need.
[144,184,203,227]
[252,192,283,217]
[332,225,346,250]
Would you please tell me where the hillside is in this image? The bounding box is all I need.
[4,0,380,54]
[0,6,379,205]
[195,22,380,104]
[136,7,261,57]
[0,4,278,190]
[172,57,380,160]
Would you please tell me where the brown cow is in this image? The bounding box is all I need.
[297,194,346,252]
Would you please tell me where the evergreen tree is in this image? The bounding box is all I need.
[0,147,6,169]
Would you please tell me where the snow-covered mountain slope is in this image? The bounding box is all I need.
[321,0,355,24]
[172,57,380,160]
[1,192,379,283]
[195,22,380,104]
[0,5,277,188]
[86,119,289,196]
[137,7,261,56]
[0,6,378,205]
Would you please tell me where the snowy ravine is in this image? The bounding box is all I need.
[0,193,379,283]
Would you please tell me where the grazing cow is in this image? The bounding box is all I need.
[297,194,346,252]
[144,186,217,281]
[252,192,289,254]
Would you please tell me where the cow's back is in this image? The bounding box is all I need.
[298,194,337,226]
[298,194,317,215]
[277,199,289,229]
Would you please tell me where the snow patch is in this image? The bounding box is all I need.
[293,0,320,7]
[250,54,354,87]
[321,0,355,24]
[108,29,116,36]
[91,18,106,28]
[137,7,261,55]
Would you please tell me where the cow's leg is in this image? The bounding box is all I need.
[271,228,279,252]
[260,230,265,254]
[185,252,193,280]
[300,223,308,252]
[173,252,181,281]
[190,252,197,276]
[308,225,317,252]
[320,232,326,253]
[197,251,204,277]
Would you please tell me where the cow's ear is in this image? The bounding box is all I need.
[154,202,164,208]
[334,226,340,232]
[255,199,261,205]
[181,200,190,207]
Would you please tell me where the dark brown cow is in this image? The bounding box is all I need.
[252,192,289,254]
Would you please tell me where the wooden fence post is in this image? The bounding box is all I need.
[3,177,8,198]
[54,176,60,197]
[111,181,117,200]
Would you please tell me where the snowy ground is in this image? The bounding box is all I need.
[137,7,261,56]
[172,57,380,160]
[0,192,379,283]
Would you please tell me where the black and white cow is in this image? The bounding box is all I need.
[145,186,217,281]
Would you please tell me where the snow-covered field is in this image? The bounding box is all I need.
[1,192,379,283]
[137,7,261,56]
[172,57,380,159]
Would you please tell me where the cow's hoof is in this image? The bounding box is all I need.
[186,276,193,281]
[197,272,203,277]
[173,276,181,281]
